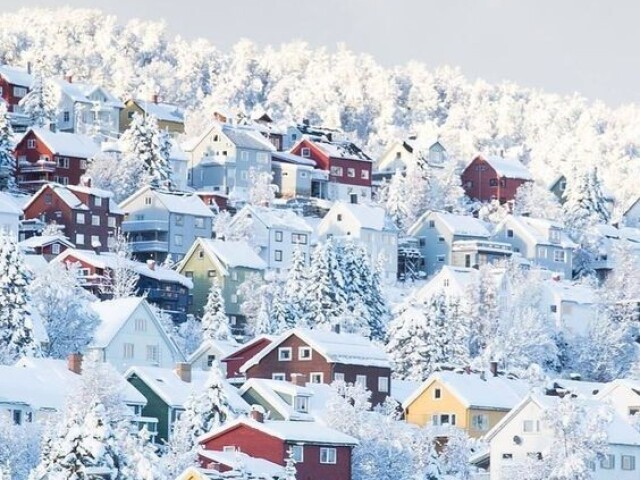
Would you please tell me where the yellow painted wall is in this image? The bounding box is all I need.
[120,100,185,134]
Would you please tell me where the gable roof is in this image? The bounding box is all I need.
[222,124,276,152]
[120,186,214,217]
[187,339,240,365]
[408,211,491,238]
[19,234,74,250]
[236,205,313,233]
[327,202,398,232]
[198,417,358,446]
[194,238,267,273]
[124,365,249,412]
[198,450,284,478]
[24,128,99,158]
[0,191,25,216]
[23,183,88,212]
[53,80,123,108]
[129,99,185,123]
[271,151,316,167]
[240,328,391,373]
[497,215,577,248]
[470,154,533,180]
[306,138,371,162]
[0,65,33,87]
[221,335,275,361]
[402,370,531,411]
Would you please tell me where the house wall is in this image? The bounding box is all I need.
[0,77,28,112]
[128,374,172,443]
[241,387,286,421]
[461,157,528,203]
[272,162,313,199]
[0,210,20,240]
[623,201,640,228]
[223,338,273,379]
[120,101,185,134]
[599,385,640,420]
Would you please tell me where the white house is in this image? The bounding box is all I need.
[540,277,597,336]
[317,201,399,279]
[596,379,640,421]
[229,205,313,271]
[492,215,576,279]
[484,394,640,480]
[0,191,23,239]
[89,297,184,372]
[375,137,447,177]
[187,338,240,372]
[622,196,640,228]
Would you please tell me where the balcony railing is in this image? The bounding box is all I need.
[121,220,169,233]
[19,160,57,173]
[129,240,169,252]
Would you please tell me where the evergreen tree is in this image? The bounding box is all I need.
[107,230,139,299]
[120,427,166,480]
[283,450,297,480]
[0,103,16,192]
[0,234,39,365]
[463,264,500,357]
[278,247,308,327]
[253,292,278,335]
[18,73,57,129]
[201,279,232,341]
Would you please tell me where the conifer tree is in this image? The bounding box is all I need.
[107,229,139,299]
[201,279,232,341]
[18,73,57,129]
[305,238,346,329]
[0,103,16,192]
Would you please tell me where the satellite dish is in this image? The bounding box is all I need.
[513,435,523,445]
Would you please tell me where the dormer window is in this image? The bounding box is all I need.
[294,396,309,413]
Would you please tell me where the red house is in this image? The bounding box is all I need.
[289,138,372,202]
[239,328,392,406]
[461,154,533,204]
[222,335,274,380]
[199,414,358,480]
[18,234,74,260]
[23,183,123,252]
[14,128,99,191]
[0,65,32,113]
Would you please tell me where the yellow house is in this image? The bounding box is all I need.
[120,97,185,134]
[402,370,530,438]
[176,467,220,480]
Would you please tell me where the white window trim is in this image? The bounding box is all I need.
[320,447,337,464]
[278,347,292,361]
[272,373,286,381]
[290,444,304,463]
[378,376,389,393]
[310,372,324,383]
[298,346,312,361]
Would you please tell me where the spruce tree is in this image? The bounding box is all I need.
[201,279,232,341]
[305,238,346,329]
[18,73,57,129]
[0,103,16,192]
[0,234,39,365]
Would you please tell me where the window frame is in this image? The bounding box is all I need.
[299,346,312,360]
[378,376,389,393]
[278,347,293,361]
[290,444,304,463]
[310,372,324,384]
[320,447,337,465]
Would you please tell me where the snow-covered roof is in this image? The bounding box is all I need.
[22,184,89,212]
[240,206,313,233]
[414,265,506,302]
[66,184,115,199]
[54,81,123,108]
[240,328,391,372]
[19,234,74,250]
[403,370,531,411]
[53,248,193,288]
[309,138,372,162]
[153,190,216,217]
[198,450,284,478]
[271,151,316,167]
[22,254,48,273]
[471,154,533,180]
[0,65,33,87]
[550,378,605,398]
[187,339,240,365]
[239,378,316,422]
[543,280,596,305]
[24,128,99,158]
[90,297,147,348]
[498,215,577,248]
[222,124,276,152]
[0,191,24,216]
[170,139,188,161]
[198,239,267,272]
[391,379,422,406]
[408,211,491,238]
[198,417,358,446]
[130,99,185,123]
[329,202,398,232]
[124,365,249,412]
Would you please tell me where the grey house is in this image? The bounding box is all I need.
[120,186,215,263]
[492,215,576,279]
[183,121,275,200]
[407,211,492,277]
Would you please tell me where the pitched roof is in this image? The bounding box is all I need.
[471,154,533,180]
[25,128,99,158]
[239,205,313,233]
[22,183,88,212]
[240,328,391,372]
[403,370,531,411]
[199,239,267,271]
[543,280,596,305]
[187,339,240,365]
[130,99,185,123]
[330,202,397,232]
[0,191,24,216]
[498,215,577,248]
[120,187,214,217]
[124,365,249,412]
[90,297,147,348]
[221,124,276,152]
[408,211,491,237]
[309,138,371,162]
[0,65,33,87]
[198,450,284,478]
[19,234,74,250]
[198,417,358,446]
[55,81,123,108]
[271,151,316,167]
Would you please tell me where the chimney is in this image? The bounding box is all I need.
[146,259,156,271]
[175,362,192,383]
[65,74,73,83]
[489,361,498,377]
[27,61,32,74]
[151,93,159,104]
[68,353,83,375]
[250,405,265,423]
[349,193,358,205]
[291,373,306,386]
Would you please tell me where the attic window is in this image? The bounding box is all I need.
[278,347,292,361]
[144,197,152,205]
[301,147,311,158]
[337,214,343,222]
[299,347,312,360]
[294,396,309,413]
[433,388,442,399]
[198,250,205,259]
[428,220,435,228]
[507,229,514,238]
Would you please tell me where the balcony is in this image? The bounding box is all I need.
[129,240,169,252]
[121,219,169,233]
[18,159,57,173]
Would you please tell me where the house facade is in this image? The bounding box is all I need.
[221,335,274,380]
[493,215,576,278]
[374,137,447,180]
[0,65,32,114]
[119,186,215,262]
[240,329,392,406]
[199,416,357,480]
[317,201,398,279]
[178,238,266,327]
[0,192,23,240]
[23,183,123,252]
[623,197,640,228]
[289,138,372,202]
[461,154,533,204]
[19,234,74,260]
[120,97,186,134]
[407,211,492,277]
[14,128,99,191]
[187,339,240,373]
[270,151,319,199]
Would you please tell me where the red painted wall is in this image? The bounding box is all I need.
[461,156,529,204]
[223,337,273,379]
[0,77,28,112]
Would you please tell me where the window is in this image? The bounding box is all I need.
[27,138,36,149]
[330,166,343,176]
[127,111,135,120]
[621,455,636,470]
[378,376,389,393]
[144,196,152,205]
[320,448,337,464]
[231,271,238,281]
[51,243,61,255]
[361,170,369,180]
[438,236,445,243]
[523,420,540,433]
[538,247,547,259]
[278,347,292,361]
[290,445,304,463]
[135,317,147,332]
[222,446,237,453]
[184,271,194,278]
[334,372,345,382]
[436,255,445,262]
[272,373,286,381]
[355,375,367,387]
[230,294,238,303]
[57,157,69,169]
[13,86,27,97]
[275,230,283,242]
[257,152,269,164]
[294,396,309,413]
[241,151,249,161]
[502,453,513,461]
[527,452,543,460]
[198,250,205,259]
[94,196,102,207]
[194,217,205,229]
[175,215,184,226]
[123,343,134,359]
[347,168,355,178]
[489,178,498,187]
[44,193,52,205]
[275,250,283,262]
[76,213,85,224]
[299,347,312,360]
[507,229,514,238]
[146,345,159,362]
[472,414,489,431]
[301,147,311,158]
[443,278,450,287]
[434,388,442,399]
[292,233,308,245]
[550,305,558,313]
[92,215,100,226]
[108,217,116,228]
[12,409,22,425]
[76,233,85,245]
[310,372,323,384]
[337,214,343,222]
[174,234,183,246]
[554,250,566,263]
[91,235,100,246]
[432,413,456,426]
[600,454,615,469]
[207,270,216,278]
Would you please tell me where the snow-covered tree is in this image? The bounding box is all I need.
[107,229,139,299]
[248,168,276,206]
[283,450,297,480]
[513,181,562,219]
[0,234,39,364]
[441,428,473,480]
[201,279,232,341]
[120,426,166,480]
[160,418,198,479]
[463,264,500,357]
[176,315,204,357]
[563,166,610,239]
[0,417,41,480]
[18,72,57,129]
[0,103,16,191]
[29,261,99,358]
